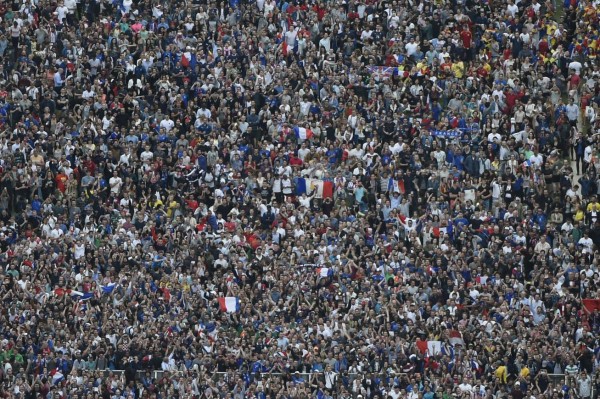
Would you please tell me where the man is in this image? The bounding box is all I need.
[565,99,579,127]
[323,365,337,390]
[584,141,594,173]
[54,68,66,92]
[577,370,592,399]
[109,171,123,196]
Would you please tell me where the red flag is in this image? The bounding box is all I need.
[181,54,190,68]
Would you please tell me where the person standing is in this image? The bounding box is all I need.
[577,370,592,399]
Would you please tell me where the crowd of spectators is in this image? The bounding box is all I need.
[0,0,600,397]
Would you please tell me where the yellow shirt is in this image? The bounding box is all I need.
[586,202,600,212]
[575,210,585,222]
[167,200,179,217]
[520,366,530,378]
[495,366,508,383]
[452,62,465,78]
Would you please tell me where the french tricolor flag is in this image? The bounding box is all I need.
[55,288,93,301]
[68,290,94,301]
[51,370,64,385]
[294,127,314,140]
[448,330,465,347]
[475,276,488,285]
[100,283,117,295]
[218,297,241,313]
[317,268,333,278]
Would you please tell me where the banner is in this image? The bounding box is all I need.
[431,130,462,138]
[366,66,410,79]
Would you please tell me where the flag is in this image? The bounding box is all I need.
[308,179,324,198]
[583,299,600,313]
[196,321,216,335]
[100,283,117,295]
[427,340,442,356]
[294,127,314,140]
[322,181,334,199]
[448,330,464,347]
[282,41,288,56]
[73,300,88,314]
[51,370,64,385]
[68,290,94,301]
[218,297,240,313]
[317,268,333,278]
[181,52,191,68]
[388,178,401,193]
[475,276,488,285]
[367,66,395,78]
[296,178,307,195]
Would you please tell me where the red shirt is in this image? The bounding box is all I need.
[185,199,199,211]
[460,30,472,48]
[504,90,524,111]
[55,173,68,193]
[312,4,327,20]
[289,156,303,166]
[570,74,581,87]
[538,39,549,55]
[81,159,96,175]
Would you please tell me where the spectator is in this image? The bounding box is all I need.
[0,0,598,397]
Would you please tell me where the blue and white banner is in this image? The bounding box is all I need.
[431,130,462,138]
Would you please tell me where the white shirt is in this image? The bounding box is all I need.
[119,153,130,166]
[298,196,311,208]
[56,5,68,21]
[530,153,544,167]
[82,89,95,99]
[492,181,502,199]
[109,176,123,194]
[584,145,594,163]
[74,243,85,259]
[140,150,154,162]
[506,3,518,17]
[64,0,76,12]
[405,41,418,56]
[159,118,174,132]
[298,148,310,161]
[319,37,331,52]
[566,104,579,121]
[50,228,64,239]
[487,132,501,143]
[578,237,594,253]
[284,28,299,46]
[54,71,64,87]
[458,383,473,393]
[281,178,293,194]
